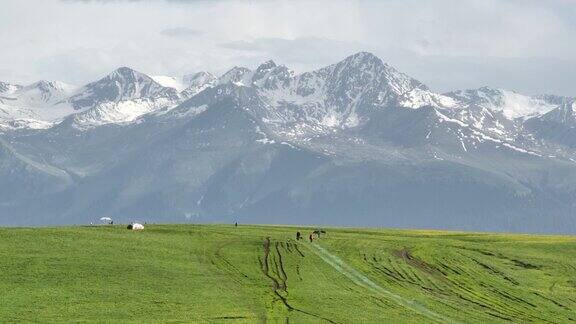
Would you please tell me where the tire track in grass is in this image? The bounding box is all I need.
[305,242,456,324]
[259,238,337,323]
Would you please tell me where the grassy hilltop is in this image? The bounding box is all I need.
[0,224,575,323]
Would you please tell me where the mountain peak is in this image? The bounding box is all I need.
[0,80,75,107]
[251,59,294,89]
[33,80,53,86]
[180,72,218,98]
[183,72,217,86]
[256,60,277,71]
[114,66,135,73]
[320,51,428,106]
[0,81,23,94]
[98,66,162,89]
[342,51,384,66]
[533,99,576,125]
[349,51,380,59]
[25,80,73,92]
[222,66,252,76]
[219,66,253,86]
[334,51,416,84]
[66,66,177,110]
[108,66,145,79]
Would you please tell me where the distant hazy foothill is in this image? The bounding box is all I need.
[0,52,575,233]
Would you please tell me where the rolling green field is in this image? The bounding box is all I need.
[0,224,575,323]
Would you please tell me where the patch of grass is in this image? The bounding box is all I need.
[0,224,574,323]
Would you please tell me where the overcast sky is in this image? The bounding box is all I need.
[1,0,575,95]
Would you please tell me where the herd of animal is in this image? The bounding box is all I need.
[296,229,327,242]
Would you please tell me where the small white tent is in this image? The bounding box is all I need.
[100,217,113,225]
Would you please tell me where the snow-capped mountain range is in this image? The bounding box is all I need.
[1,52,575,233]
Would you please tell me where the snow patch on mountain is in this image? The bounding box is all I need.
[0,80,79,130]
[0,80,76,109]
[151,75,186,92]
[0,118,53,131]
[537,99,576,124]
[446,87,557,119]
[0,81,22,95]
[70,97,178,129]
[497,90,556,119]
[180,72,217,99]
[399,88,458,109]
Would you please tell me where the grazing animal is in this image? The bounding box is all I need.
[313,229,326,237]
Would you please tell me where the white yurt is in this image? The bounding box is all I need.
[127,223,144,230]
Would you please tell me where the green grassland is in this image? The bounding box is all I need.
[0,224,575,323]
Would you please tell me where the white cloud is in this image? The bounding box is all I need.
[0,0,574,96]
